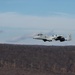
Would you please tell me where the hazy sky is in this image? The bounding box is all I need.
[0,0,75,45]
[0,0,75,15]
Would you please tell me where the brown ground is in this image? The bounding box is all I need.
[0,44,75,75]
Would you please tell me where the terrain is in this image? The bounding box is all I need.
[0,44,75,75]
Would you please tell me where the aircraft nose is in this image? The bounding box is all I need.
[33,36,37,39]
[33,36,39,39]
[33,37,36,39]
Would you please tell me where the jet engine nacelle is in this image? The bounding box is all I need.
[55,36,65,42]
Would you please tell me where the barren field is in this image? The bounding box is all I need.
[0,44,75,75]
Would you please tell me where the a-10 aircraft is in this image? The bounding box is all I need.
[33,33,71,42]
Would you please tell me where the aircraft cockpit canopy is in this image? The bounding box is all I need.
[37,33,43,36]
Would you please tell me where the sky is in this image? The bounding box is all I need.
[0,0,75,45]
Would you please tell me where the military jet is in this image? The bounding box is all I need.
[33,33,71,42]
